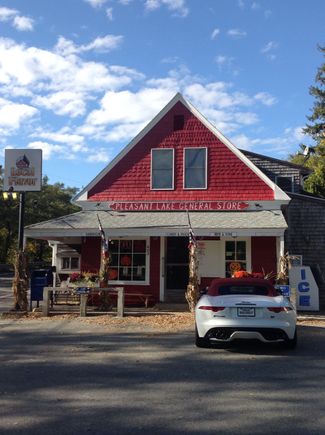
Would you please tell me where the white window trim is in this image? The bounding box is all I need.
[59,256,80,273]
[151,148,174,190]
[108,237,150,286]
[223,237,251,276]
[275,175,294,193]
[183,147,208,190]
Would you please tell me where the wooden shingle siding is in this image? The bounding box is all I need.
[284,194,325,308]
[241,150,309,193]
[88,102,274,202]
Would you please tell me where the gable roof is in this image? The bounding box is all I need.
[73,93,290,204]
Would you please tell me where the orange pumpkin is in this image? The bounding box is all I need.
[108,269,118,280]
[233,270,250,278]
[121,255,131,266]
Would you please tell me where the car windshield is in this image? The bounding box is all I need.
[218,285,269,296]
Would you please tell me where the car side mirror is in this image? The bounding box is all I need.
[199,287,208,296]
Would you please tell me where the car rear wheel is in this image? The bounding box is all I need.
[195,326,210,348]
[284,329,297,349]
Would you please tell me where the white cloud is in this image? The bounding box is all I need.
[86,88,175,126]
[231,126,305,155]
[106,7,113,20]
[261,41,278,53]
[261,41,278,61]
[86,149,110,162]
[0,7,17,21]
[144,0,189,17]
[211,28,220,40]
[31,129,86,146]
[27,141,66,160]
[227,29,247,38]
[54,35,123,56]
[33,91,86,117]
[82,35,123,52]
[254,92,277,106]
[13,15,34,31]
[0,97,37,131]
[84,0,107,8]
[215,55,234,69]
[251,2,260,10]
[0,7,34,31]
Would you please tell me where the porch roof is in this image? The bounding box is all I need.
[25,209,287,240]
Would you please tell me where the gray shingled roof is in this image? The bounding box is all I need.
[25,210,287,239]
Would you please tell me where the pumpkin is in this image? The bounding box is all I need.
[121,255,131,266]
[233,270,250,278]
[108,269,118,280]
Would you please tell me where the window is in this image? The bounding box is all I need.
[173,115,184,131]
[275,176,294,192]
[151,149,174,190]
[109,239,147,282]
[225,240,247,277]
[184,148,207,189]
[61,257,80,270]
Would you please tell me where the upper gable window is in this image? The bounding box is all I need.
[184,147,207,189]
[173,115,184,131]
[151,148,174,190]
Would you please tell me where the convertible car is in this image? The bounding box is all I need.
[195,278,297,348]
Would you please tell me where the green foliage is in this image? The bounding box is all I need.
[290,46,325,198]
[0,173,80,264]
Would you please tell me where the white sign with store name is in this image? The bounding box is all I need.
[289,266,319,311]
[4,149,42,192]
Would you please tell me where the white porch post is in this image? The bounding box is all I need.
[277,235,285,273]
[159,236,165,302]
[48,241,58,285]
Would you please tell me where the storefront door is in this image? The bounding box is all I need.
[165,237,189,302]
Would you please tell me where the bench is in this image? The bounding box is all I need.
[124,293,152,308]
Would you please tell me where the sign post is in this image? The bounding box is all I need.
[4,149,42,310]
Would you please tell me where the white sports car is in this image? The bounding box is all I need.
[195,278,297,348]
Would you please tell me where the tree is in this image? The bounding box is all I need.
[0,173,80,264]
[290,46,325,198]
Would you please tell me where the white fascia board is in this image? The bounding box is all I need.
[73,93,184,205]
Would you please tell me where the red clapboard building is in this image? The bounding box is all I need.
[25,93,290,303]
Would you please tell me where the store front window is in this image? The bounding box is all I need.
[225,240,247,277]
[109,239,147,282]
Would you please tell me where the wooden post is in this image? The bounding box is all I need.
[80,294,88,317]
[43,287,50,316]
[116,287,124,317]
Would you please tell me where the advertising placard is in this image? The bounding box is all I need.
[4,149,42,192]
[289,266,319,311]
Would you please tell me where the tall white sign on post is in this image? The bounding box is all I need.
[4,149,42,192]
[289,266,319,311]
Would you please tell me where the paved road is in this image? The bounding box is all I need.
[0,315,325,435]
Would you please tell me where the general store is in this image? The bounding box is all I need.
[25,93,325,306]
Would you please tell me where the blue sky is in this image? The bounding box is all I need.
[0,0,324,190]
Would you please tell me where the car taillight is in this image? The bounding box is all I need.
[267,307,293,313]
[198,306,225,312]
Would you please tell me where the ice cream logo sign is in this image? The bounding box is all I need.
[4,149,42,192]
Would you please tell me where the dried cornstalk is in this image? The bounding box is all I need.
[185,242,199,312]
[12,251,28,311]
